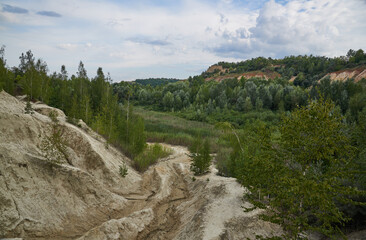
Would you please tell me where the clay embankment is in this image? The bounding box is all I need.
[0,90,281,239]
[321,66,366,82]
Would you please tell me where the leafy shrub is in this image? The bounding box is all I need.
[189,136,211,175]
[24,100,34,114]
[119,163,128,177]
[133,143,172,172]
[48,110,58,123]
[40,110,68,164]
[215,147,232,176]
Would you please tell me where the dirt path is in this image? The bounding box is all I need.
[133,145,192,239]
[76,144,193,240]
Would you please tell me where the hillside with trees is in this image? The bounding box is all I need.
[0,47,158,168]
[113,49,366,128]
[112,49,366,238]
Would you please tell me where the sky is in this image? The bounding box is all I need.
[0,0,366,82]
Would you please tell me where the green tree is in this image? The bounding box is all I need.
[236,96,245,111]
[189,136,212,175]
[217,91,227,109]
[19,50,36,100]
[163,91,174,111]
[240,98,361,239]
[349,92,366,120]
[0,46,14,93]
[40,110,69,164]
[130,117,146,156]
[255,97,263,110]
[243,97,253,112]
[35,59,50,103]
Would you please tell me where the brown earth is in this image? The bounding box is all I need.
[206,65,225,74]
[205,70,281,82]
[321,66,366,82]
[237,70,281,80]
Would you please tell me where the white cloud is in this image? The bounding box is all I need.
[0,0,365,81]
[212,0,366,58]
[57,43,79,50]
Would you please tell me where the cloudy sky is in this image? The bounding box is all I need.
[1,0,366,81]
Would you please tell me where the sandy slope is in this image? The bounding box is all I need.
[0,90,283,239]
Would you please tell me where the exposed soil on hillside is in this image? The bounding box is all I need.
[205,70,281,82]
[322,66,366,82]
[0,90,283,239]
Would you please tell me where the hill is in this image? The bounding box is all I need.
[0,90,283,239]
[201,49,366,87]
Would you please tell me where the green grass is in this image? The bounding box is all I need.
[134,143,172,172]
[134,106,221,152]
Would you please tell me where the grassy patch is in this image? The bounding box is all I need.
[134,143,172,172]
[134,106,221,152]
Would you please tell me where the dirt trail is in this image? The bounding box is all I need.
[135,146,191,240]
[76,144,193,240]
[83,143,284,240]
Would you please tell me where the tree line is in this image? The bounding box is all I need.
[115,72,365,128]
[135,78,180,86]
[0,47,146,159]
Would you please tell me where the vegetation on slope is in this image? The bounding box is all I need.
[205,49,366,88]
[0,47,170,171]
[134,106,221,151]
[111,49,366,238]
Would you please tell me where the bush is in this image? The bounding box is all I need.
[40,110,68,164]
[216,147,232,176]
[24,100,34,114]
[119,163,128,178]
[48,110,58,123]
[189,137,212,175]
[133,143,172,172]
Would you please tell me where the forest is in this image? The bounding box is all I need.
[1,46,366,239]
[135,78,181,86]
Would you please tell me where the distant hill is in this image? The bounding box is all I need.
[201,49,366,87]
[135,78,181,86]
